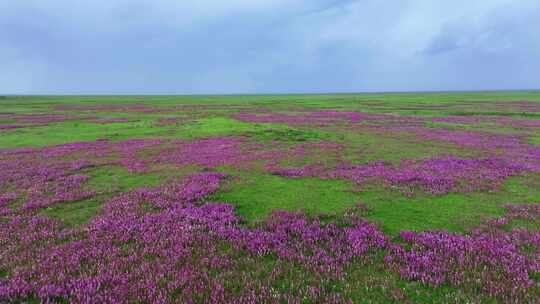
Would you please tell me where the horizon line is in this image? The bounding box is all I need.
[2,88,540,97]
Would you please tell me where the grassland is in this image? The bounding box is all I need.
[1,91,539,303]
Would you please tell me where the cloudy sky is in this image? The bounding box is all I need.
[1,0,539,94]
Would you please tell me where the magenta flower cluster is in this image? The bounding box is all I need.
[0,125,23,130]
[331,156,526,195]
[0,149,96,211]
[0,170,388,303]
[154,136,341,170]
[271,156,528,196]
[224,208,388,277]
[386,204,540,302]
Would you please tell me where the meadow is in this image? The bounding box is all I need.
[1,92,539,303]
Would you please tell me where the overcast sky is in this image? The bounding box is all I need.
[1,0,539,94]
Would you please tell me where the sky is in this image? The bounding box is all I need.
[1,0,539,94]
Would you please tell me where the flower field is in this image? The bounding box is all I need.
[1,92,540,303]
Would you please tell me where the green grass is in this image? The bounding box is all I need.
[530,134,540,146]
[83,166,165,192]
[210,173,362,221]
[40,195,108,227]
[0,117,290,148]
[246,128,323,143]
[0,267,8,278]
[337,130,476,163]
[176,117,288,140]
[356,175,540,235]
[0,120,166,148]
[210,172,540,235]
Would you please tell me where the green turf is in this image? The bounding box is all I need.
[210,173,362,221]
[530,134,540,146]
[358,174,540,234]
[0,117,289,148]
[82,166,165,192]
[336,130,477,163]
[176,117,289,140]
[0,120,166,148]
[209,172,540,235]
[40,196,109,227]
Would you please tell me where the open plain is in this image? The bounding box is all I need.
[1,92,540,303]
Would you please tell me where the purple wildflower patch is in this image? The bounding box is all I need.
[386,204,540,302]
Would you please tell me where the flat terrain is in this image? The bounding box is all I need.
[1,92,539,303]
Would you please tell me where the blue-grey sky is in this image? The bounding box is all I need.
[1,0,539,94]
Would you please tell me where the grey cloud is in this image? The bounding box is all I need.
[0,0,539,94]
